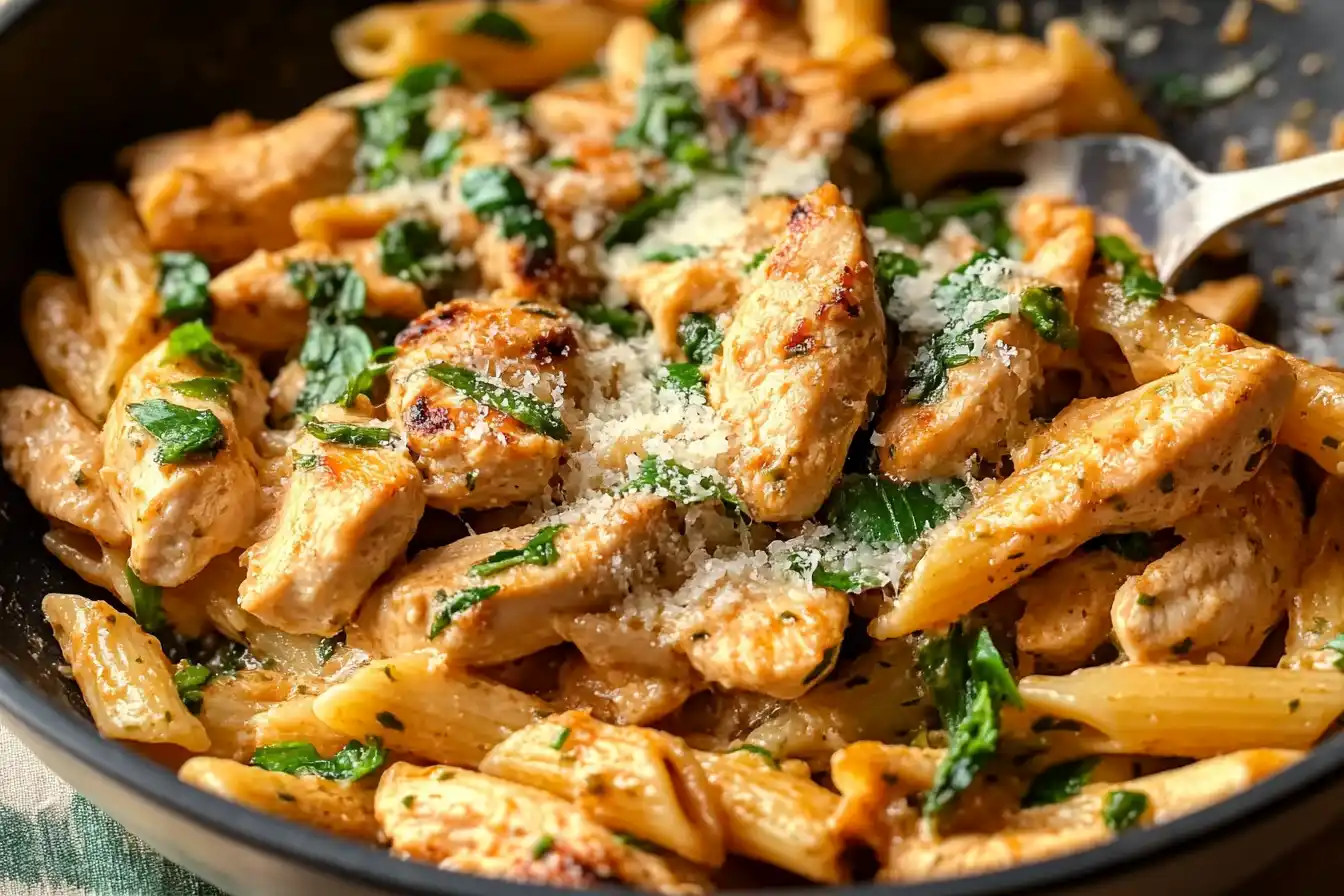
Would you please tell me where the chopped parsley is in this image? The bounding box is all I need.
[549,726,572,750]
[657,362,705,397]
[170,377,233,403]
[677,312,723,365]
[531,834,555,860]
[422,363,569,440]
[378,217,449,288]
[304,420,397,448]
[173,662,212,713]
[455,6,533,44]
[459,165,555,259]
[1087,532,1160,561]
[743,248,771,273]
[251,738,386,781]
[1136,594,1158,608]
[354,61,463,188]
[1101,789,1149,832]
[124,564,166,633]
[918,625,1023,818]
[156,252,212,323]
[316,633,343,664]
[618,455,740,510]
[1021,757,1098,808]
[642,244,702,263]
[293,454,322,472]
[338,346,397,407]
[375,711,405,732]
[1018,285,1079,348]
[163,321,242,382]
[428,586,501,639]
[470,525,566,577]
[1096,235,1163,303]
[127,400,225,464]
[726,744,779,769]
[572,302,649,338]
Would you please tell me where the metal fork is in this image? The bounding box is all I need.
[1015,135,1344,284]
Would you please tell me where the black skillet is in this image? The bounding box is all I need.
[0,1,1340,893]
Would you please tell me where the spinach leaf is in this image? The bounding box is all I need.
[677,312,722,365]
[658,362,705,397]
[288,261,377,415]
[459,165,555,258]
[289,260,367,318]
[642,244,702,263]
[124,564,166,633]
[1022,757,1099,808]
[1101,789,1149,832]
[617,35,710,167]
[421,127,464,177]
[127,399,225,464]
[470,524,567,577]
[455,7,533,44]
[1095,235,1163,303]
[164,321,242,382]
[170,377,233,403]
[428,586,501,639]
[251,738,386,782]
[173,662,213,713]
[603,183,691,248]
[742,248,771,273]
[157,252,212,323]
[339,346,398,407]
[619,456,740,509]
[904,253,1012,402]
[918,625,1022,817]
[869,192,1012,254]
[821,475,969,546]
[422,363,569,440]
[355,61,463,188]
[572,302,649,338]
[378,218,449,288]
[304,420,397,449]
[1019,285,1080,348]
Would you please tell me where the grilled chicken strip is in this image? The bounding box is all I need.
[1015,548,1147,672]
[0,388,127,547]
[239,408,425,637]
[348,494,684,664]
[100,339,263,586]
[872,347,1294,638]
[709,183,886,521]
[387,298,577,512]
[1113,452,1303,665]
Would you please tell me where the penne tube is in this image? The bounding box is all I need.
[42,593,209,752]
[1019,665,1344,757]
[312,653,549,767]
[828,742,942,849]
[290,192,405,245]
[1179,274,1262,331]
[1284,475,1344,669]
[19,273,110,422]
[481,710,726,866]
[180,756,378,841]
[334,2,618,90]
[921,23,1050,70]
[197,670,307,761]
[603,16,656,103]
[696,749,847,883]
[802,0,894,72]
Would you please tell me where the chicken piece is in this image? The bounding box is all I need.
[19,273,110,422]
[1113,453,1302,665]
[621,196,794,357]
[553,609,691,678]
[672,563,849,700]
[876,319,1044,481]
[374,764,706,894]
[348,494,684,664]
[210,239,426,351]
[709,184,886,521]
[1013,196,1095,311]
[1016,549,1147,672]
[538,144,645,221]
[238,409,425,637]
[472,214,594,304]
[129,106,357,264]
[386,298,577,512]
[555,656,695,727]
[0,388,127,546]
[872,348,1295,638]
[528,78,628,147]
[100,340,263,586]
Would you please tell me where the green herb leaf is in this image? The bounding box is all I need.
[173,662,213,713]
[293,453,322,472]
[428,585,501,639]
[304,420,397,448]
[170,377,233,403]
[157,252,212,323]
[251,738,387,782]
[1087,532,1159,561]
[646,0,686,38]
[288,261,367,318]
[376,711,405,731]
[657,362,705,397]
[743,248,771,273]
[297,321,375,415]
[1101,789,1149,832]
[572,302,649,338]
[603,183,691,248]
[614,832,663,853]
[617,36,710,167]
[677,312,723,365]
[338,346,398,407]
[869,192,1011,254]
[1018,285,1079,348]
[455,7,534,44]
[378,218,449,287]
[470,524,567,577]
[125,564,166,633]
[550,726,572,750]
[726,744,779,769]
[874,249,922,305]
[619,455,740,509]
[1095,235,1163,303]
[1325,633,1344,670]
[1022,757,1099,808]
[164,321,242,382]
[802,646,837,686]
[481,89,529,123]
[904,252,1012,402]
[355,62,463,188]
[459,165,555,257]
[422,127,464,177]
[422,363,569,440]
[316,633,344,664]
[821,475,969,546]
[642,244,702,263]
[531,834,555,860]
[127,399,225,464]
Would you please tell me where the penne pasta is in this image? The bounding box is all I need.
[1284,475,1344,669]
[1019,665,1344,757]
[42,593,209,752]
[312,653,549,767]
[19,273,110,422]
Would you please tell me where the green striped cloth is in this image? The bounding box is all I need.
[0,724,223,896]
